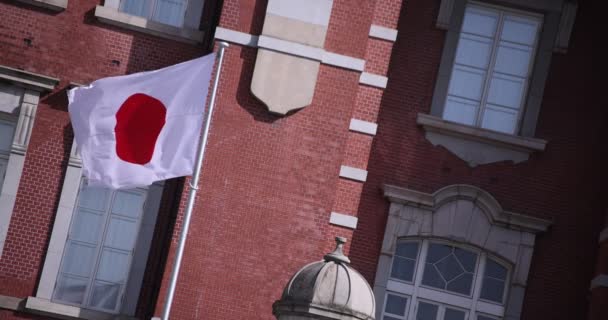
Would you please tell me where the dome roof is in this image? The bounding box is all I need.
[273,237,376,320]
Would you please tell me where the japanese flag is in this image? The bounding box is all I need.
[68,53,216,189]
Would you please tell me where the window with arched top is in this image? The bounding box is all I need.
[375,184,552,320]
[381,239,510,320]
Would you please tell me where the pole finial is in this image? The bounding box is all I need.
[218,41,230,48]
[324,236,351,264]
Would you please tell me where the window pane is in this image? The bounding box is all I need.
[426,244,452,263]
[0,121,15,152]
[62,242,97,277]
[391,256,416,282]
[448,66,486,101]
[422,263,446,289]
[435,255,464,282]
[494,44,533,77]
[485,259,508,279]
[487,74,525,109]
[481,277,506,303]
[54,275,88,304]
[96,249,130,283]
[384,317,402,320]
[444,308,466,320]
[443,97,479,126]
[416,301,439,320]
[423,244,477,295]
[396,242,419,259]
[455,35,493,69]
[462,7,499,38]
[454,248,477,272]
[385,294,408,316]
[70,208,104,244]
[89,282,121,311]
[481,104,518,134]
[501,16,539,46]
[477,315,497,320]
[105,216,138,250]
[153,0,187,27]
[0,159,8,191]
[78,185,111,212]
[120,0,151,18]
[446,273,473,295]
[112,191,144,218]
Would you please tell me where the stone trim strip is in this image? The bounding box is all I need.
[339,165,368,182]
[417,113,547,152]
[349,118,377,136]
[214,27,366,72]
[554,1,577,53]
[383,184,553,232]
[0,65,58,92]
[590,274,608,290]
[600,227,608,243]
[329,212,358,229]
[0,294,22,310]
[321,52,365,72]
[258,35,324,60]
[15,0,67,11]
[214,27,259,47]
[25,297,137,320]
[94,5,204,44]
[359,72,388,89]
[369,25,398,42]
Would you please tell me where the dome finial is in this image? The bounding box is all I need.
[324,236,351,264]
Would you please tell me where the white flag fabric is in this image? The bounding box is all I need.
[68,53,216,189]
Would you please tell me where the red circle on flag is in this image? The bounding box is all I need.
[115,93,167,165]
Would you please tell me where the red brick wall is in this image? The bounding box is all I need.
[0,0,204,318]
[0,1,605,320]
[348,1,606,320]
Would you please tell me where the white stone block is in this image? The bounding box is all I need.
[339,165,367,182]
[329,212,358,229]
[349,118,378,136]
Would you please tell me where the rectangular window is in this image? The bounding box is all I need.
[442,4,541,134]
[0,119,15,192]
[52,180,148,314]
[120,0,192,27]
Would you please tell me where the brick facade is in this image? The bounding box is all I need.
[0,0,605,320]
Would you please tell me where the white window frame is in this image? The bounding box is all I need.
[376,184,552,320]
[0,117,16,192]
[0,67,57,259]
[94,0,205,44]
[51,179,149,314]
[32,140,164,319]
[442,2,543,134]
[382,239,511,320]
[119,0,190,28]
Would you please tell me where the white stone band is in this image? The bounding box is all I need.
[339,165,368,182]
[349,118,377,136]
[369,25,398,42]
[329,212,358,229]
[214,27,366,72]
[590,274,608,290]
[359,72,388,89]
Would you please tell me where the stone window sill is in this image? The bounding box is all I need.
[25,297,137,320]
[15,0,67,11]
[416,113,547,166]
[94,5,204,44]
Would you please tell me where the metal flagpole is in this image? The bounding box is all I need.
[160,41,229,320]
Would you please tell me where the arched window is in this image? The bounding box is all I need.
[381,239,510,320]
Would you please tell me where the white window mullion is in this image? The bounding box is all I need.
[470,254,487,320]
[83,190,117,309]
[407,240,429,320]
[475,12,505,128]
